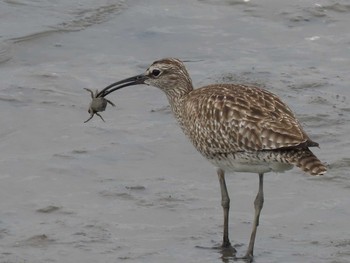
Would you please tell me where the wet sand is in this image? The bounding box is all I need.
[1,0,350,262]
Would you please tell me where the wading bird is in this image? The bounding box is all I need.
[94,58,326,261]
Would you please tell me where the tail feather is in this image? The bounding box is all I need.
[288,148,327,176]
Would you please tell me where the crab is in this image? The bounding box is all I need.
[84,88,116,123]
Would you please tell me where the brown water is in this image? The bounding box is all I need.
[1,0,350,262]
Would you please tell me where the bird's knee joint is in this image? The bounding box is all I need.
[254,196,264,209]
[221,198,230,209]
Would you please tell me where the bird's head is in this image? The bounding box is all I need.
[97,58,193,99]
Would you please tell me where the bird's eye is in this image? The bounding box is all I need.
[151,69,161,77]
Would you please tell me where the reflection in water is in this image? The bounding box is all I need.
[196,245,237,263]
[220,246,237,263]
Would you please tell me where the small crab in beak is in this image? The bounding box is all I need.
[83,73,146,123]
[84,88,116,123]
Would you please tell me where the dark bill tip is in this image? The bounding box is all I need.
[97,74,147,98]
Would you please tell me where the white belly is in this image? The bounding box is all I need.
[206,152,294,174]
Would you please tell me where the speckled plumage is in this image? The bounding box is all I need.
[144,58,326,176]
[103,57,327,260]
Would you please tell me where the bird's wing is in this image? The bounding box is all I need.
[183,84,313,153]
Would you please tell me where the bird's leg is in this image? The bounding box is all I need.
[195,172,235,259]
[217,169,233,249]
[242,173,264,262]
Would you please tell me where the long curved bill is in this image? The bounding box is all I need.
[97,74,148,98]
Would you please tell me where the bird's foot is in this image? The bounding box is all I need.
[220,244,237,262]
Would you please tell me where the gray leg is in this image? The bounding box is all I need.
[244,173,264,261]
[84,114,94,123]
[217,169,231,248]
[96,112,105,122]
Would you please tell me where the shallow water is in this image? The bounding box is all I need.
[0,0,350,262]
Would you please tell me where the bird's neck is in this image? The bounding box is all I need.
[164,84,193,130]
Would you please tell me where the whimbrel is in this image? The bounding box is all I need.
[97,58,327,261]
